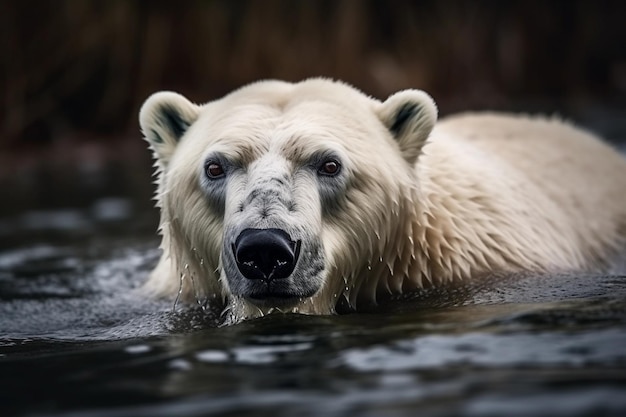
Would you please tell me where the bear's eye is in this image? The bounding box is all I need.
[318,160,341,176]
[205,162,225,179]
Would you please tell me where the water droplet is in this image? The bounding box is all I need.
[173,272,185,312]
[189,272,205,310]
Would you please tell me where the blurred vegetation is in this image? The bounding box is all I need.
[2,0,625,147]
[0,0,625,216]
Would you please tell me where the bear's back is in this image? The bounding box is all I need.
[420,113,626,273]
[435,113,626,209]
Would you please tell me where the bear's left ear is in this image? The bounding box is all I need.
[139,91,200,167]
[377,89,438,165]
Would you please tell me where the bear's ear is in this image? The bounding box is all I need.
[377,89,438,165]
[139,91,200,166]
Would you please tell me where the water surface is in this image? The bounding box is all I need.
[1,210,625,417]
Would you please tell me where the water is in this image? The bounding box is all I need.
[1,210,625,417]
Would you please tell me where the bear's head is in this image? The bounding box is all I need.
[140,78,437,323]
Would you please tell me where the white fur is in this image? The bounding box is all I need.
[139,78,626,323]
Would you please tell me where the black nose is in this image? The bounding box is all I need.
[233,228,301,281]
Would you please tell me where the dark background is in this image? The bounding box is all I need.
[1,0,625,218]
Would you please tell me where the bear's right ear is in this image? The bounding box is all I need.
[377,89,438,165]
[139,91,200,167]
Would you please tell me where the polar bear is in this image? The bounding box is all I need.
[139,78,626,323]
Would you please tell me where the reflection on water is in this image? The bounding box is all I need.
[0,206,625,417]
